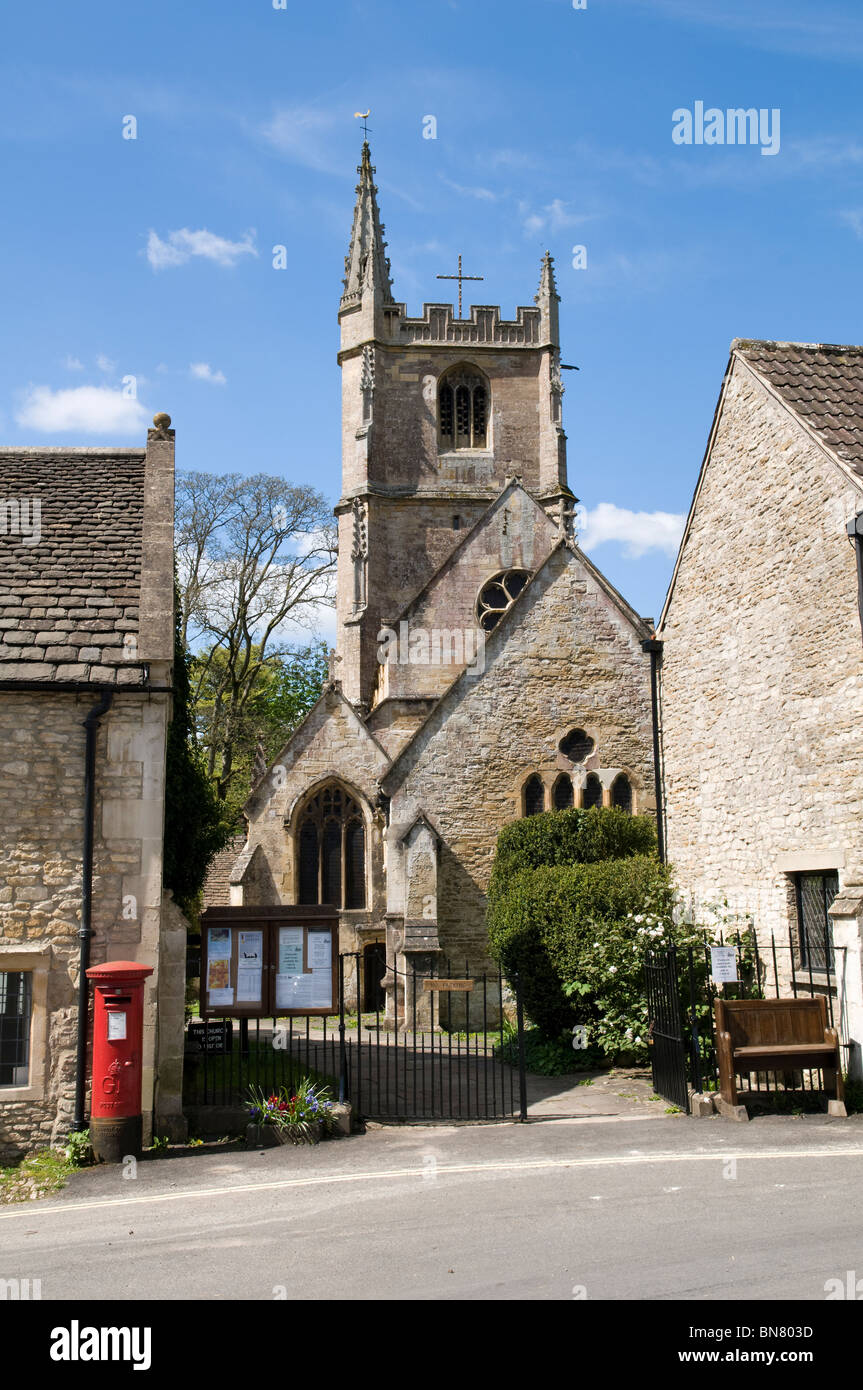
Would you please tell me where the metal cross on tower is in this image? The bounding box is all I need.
[437,254,484,319]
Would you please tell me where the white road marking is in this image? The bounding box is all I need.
[2,1146,862,1221]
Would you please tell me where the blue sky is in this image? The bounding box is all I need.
[3,0,863,627]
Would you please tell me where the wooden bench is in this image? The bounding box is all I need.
[714,997,844,1109]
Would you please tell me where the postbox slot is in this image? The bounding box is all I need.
[103,995,132,1005]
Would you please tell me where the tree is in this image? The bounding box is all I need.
[192,641,328,828]
[175,470,337,805]
[163,579,231,918]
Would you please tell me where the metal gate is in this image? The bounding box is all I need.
[184,954,527,1124]
[644,947,690,1114]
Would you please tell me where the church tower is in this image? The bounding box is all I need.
[335,142,575,710]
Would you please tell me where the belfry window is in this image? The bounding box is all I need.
[297,783,366,909]
[439,367,489,450]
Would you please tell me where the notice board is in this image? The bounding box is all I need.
[200,907,338,1018]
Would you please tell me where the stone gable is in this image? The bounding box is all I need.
[659,351,863,933]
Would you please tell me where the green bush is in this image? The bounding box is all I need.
[489,851,674,1038]
[490,806,657,883]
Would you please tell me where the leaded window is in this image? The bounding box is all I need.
[0,971,32,1087]
[297,784,366,909]
[611,774,633,814]
[523,775,545,817]
[477,569,531,632]
[583,773,603,810]
[439,368,489,450]
[794,872,838,971]
[553,774,574,810]
[559,728,595,763]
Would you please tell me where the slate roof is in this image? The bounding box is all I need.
[0,449,149,683]
[735,340,863,476]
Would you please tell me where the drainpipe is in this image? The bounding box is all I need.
[847,512,863,639]
[73,688,114,1134]
[641,638,666,864]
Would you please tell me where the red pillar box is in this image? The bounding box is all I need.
[86,961,154,1163]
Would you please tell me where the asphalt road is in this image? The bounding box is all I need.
[3,1112,863,1302]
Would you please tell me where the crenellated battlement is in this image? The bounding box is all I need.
[393,302,542,347]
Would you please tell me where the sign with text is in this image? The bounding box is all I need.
[710,945,739,984]
[422,978,474,992]
[200,909,338,1018]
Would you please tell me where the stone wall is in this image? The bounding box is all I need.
[659,356,863,942]
[0,690,172,1157]
[384,543,655,967]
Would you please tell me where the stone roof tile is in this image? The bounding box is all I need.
[0,450,148,682]
[734,340,863,473]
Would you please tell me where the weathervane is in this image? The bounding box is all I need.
[354,109,372,141]
[437,253,484,319]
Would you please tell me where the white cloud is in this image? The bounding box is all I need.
[578,502,685,559]
[96,353,116,374]
[146,227,258,271]
[839,209,863,239]
[63,355,84,371]
[440,176,499,202]
[190,362,227,386]
[520,198,599,237]
[260,106,342,174]
[15,385,148,435]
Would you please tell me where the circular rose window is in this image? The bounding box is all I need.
[476,569,531,632]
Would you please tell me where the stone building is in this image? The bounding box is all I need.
[226,143,658,1014]
[658,340,863,1072]
[0,416,185,1156]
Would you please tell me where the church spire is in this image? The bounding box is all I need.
[535,250,560,346]
[340,142,395,315]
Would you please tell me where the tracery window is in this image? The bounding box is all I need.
[297,783,366,909]
[559,728,595,763]
[477,569,531,632]
[439,367,489,450]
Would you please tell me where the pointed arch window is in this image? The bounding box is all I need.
[583,773,603,810]
[439,367,489,450]
[297,783,367,909]
[611,774,633,814]
[523,775,545,817]
[553,774,574,810]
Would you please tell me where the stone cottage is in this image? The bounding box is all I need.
[0,416,185,1156]
[221,143,659,1015]
[658,340,863,1073]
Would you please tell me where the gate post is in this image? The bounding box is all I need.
[338,953,348,1104]
[515,973,528,1122]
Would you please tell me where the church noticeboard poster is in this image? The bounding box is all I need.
[200,909,338,1019]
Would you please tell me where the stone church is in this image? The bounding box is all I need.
[225,143,658,1013]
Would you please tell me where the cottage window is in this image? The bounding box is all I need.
[297,784,366,909]
[0,971,32,1087]
[793,872,838,972]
